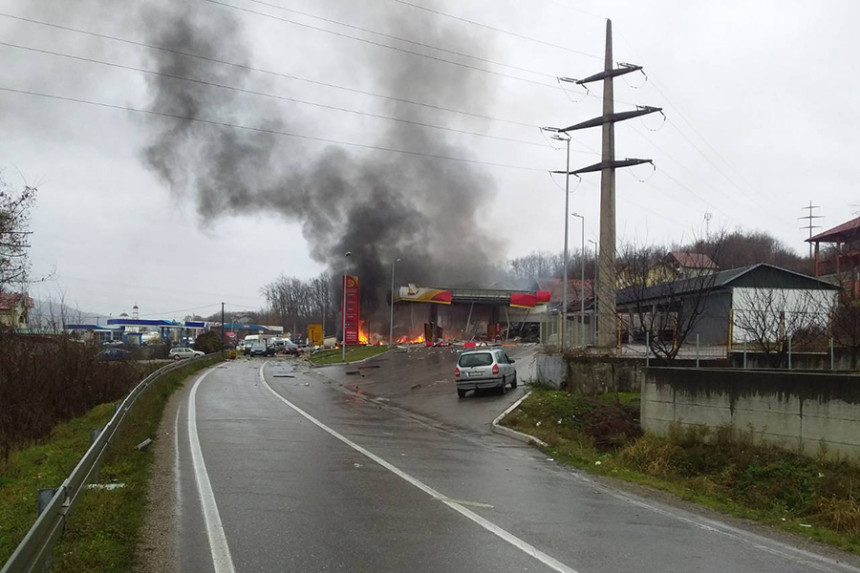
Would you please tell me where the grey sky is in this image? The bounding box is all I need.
[0,0,856,319]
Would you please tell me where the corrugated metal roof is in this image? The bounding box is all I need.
[668,252,718,269]
[807,216,860,243]
[616,263,837,306]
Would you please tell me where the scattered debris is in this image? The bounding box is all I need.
[358,365,380,369]
[346,371,361,376]
[301,382,310,387]
[136,438,152,451]
[410,383,422,390]
[273,374,295,378]
[546,458,554,462]
[85,483,126,491]
[353,463,363,468]
[799,523,812,528]
[594,461,602,466]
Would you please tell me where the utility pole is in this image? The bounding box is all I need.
[389,258,400,347]
[549,19,660,348]
[220,302,225,355]
[799,201,822,259]
[704,212,712,238]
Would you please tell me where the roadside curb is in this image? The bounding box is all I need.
[491,390,548,448]
[308,348,395,369]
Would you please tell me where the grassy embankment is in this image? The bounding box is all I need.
[309,345,391,365]
[0,355,221,571]
[503,388,860,554]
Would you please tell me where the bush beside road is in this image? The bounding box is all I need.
[0,355,221,571]
[502,388,860,554]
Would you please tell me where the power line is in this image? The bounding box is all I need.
[201,0,565,92]
[0,40,561,151]
[0,85,549,172]
[242,0,559,80]
[0,12,550,131]
[389,0,602,60]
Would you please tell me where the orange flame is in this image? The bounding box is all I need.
[396,334,426,344]
[358,323,370,345]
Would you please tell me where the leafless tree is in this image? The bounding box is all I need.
[732,286,832,366]
[617,235,725,360]
[0,174,36,294]
[831,294,860,369]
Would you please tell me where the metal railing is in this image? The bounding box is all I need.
[1,356,210,573]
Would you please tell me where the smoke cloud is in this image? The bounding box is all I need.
[138,2,504,317]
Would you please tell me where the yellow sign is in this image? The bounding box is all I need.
[307,324,323,346]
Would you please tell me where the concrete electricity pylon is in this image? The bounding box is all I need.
[799,201,822,259]
[546,19,661,348]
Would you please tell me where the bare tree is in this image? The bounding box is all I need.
[831,294,860,369]
[732,286,832,366]
[0,174,36,293]
[617,236,724,360]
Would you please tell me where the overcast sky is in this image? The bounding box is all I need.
[0,0,857,319]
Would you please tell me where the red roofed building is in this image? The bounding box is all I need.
[0,292,34,331]
[807,215,860,297]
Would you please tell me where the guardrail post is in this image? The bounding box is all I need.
[91,428,102,483]
[114,401,121,414]
[695,334,700,368]
[830,336,835,371]
[37,488,57,516]
[787,335,792,370]
[645,332,650,368]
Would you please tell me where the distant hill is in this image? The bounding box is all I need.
[28,298,108,331]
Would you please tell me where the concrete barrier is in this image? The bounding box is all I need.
[641,367,860,460]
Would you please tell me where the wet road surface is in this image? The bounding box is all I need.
[173,349,860,573]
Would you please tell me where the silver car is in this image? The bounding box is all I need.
[168,347,204,360]
[454,349,517,398]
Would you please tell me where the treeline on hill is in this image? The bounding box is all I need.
[0,334,144,462]
[507,229,812,281]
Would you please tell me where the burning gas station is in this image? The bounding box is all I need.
[341,275,552,346]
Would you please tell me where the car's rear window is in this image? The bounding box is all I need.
[458,352,493,367]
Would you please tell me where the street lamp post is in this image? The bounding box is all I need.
[342,251,352,362]
[572,213,585,348]
[543,129,572,351]
[389,258,400,347]
[588,239,598,343]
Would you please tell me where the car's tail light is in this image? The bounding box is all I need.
[454,367,460,377]
[492,364,499,375]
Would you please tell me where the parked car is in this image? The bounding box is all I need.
[284,339,302,356]
[454,349,517,398]
[169,347,205,360]
[249,343,274,357]
[97,348,131,362]
[269,338,286,352]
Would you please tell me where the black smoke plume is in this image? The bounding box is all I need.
[138,3,503,318]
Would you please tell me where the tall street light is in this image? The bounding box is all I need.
[542,127,572,351]
[572,213,585,348]
[342,251,352,362]
[588,239,598,343]
[389,258,400,347]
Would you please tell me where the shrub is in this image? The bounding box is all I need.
[193,331,222,354]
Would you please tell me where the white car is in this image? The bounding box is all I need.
[169,347,204,360]
[454,349,517,398]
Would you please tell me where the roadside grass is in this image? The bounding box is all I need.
[0,356,220,571]
[309,346,390,365]
[504,388,860,554]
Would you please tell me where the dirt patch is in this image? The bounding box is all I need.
[132,378,189,572]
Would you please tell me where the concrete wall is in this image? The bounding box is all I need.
[641,367,860,460]
[535,353,565,389]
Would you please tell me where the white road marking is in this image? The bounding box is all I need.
[174,403,182,519]
[259,362,579,573]
[189,368,236,573]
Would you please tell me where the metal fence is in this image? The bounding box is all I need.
[1,356,210,573]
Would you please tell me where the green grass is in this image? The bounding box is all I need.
[504,388,860,554]
[309,345,391,365]
[0,355,221,571]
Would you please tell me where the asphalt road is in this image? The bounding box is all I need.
[173,348,860,573]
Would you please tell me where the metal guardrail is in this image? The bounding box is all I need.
[1,356,211,573]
